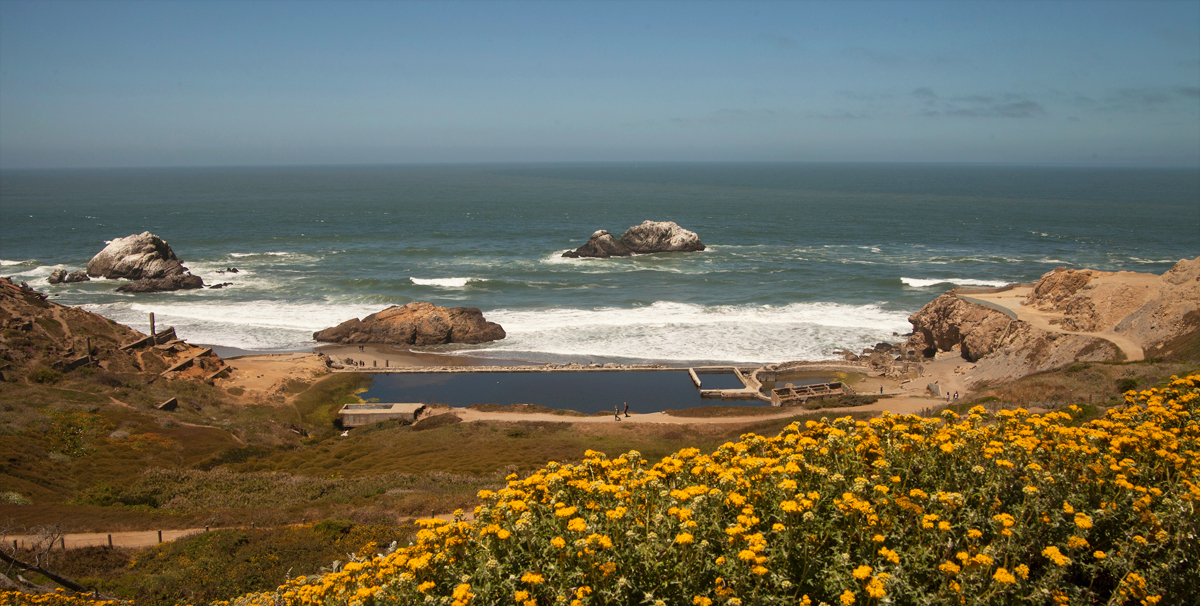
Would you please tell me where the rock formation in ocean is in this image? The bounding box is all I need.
[561,230,632,259]
[620,220,706,254]
[86,232,204,292]
[903,256,1200,385]
[313,302,506,346]
[48,269,90,284]
[563,220,705,258]
[115,274,205,293]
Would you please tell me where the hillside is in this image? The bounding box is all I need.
[905,257,1200,386]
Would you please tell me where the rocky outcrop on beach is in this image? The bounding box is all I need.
[1026,259,1200,352]
[313,302,506,346]
[903,257,1200,385]
[0,277,225,382]
[563,220,705,258]
[48,269,90,284]
[561,230,631,259]
[905,293,1121,384]
[86,232,204,292]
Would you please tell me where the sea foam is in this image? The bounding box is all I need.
[411,277,477,288]
[901,277,1010,288]
[473,301,912,364]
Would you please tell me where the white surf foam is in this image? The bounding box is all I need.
[411,277,477,288]
[473,301,912,364]
[901,277,1009,288]
[229,251,296,258]
[0,259,36,266]
[77,298,913,362]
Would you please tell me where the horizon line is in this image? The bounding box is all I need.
[4,159,1199,173]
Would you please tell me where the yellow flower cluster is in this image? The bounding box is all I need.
[14,374,1199,605]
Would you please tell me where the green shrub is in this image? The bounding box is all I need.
[29,366,61,384]
[0,490,31,505]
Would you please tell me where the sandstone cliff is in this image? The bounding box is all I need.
[1027,258,1200,354]
[905,293,1121,385]
[313,302,506,346]
[903,257,1199,385]
[0,277,225,382]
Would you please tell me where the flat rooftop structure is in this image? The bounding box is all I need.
[770,381,853,407]
[338,402,424,428]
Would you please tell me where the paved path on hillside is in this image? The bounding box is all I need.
[958,287,1144,361]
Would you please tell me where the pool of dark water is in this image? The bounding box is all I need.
[360,371,770,414]
[692,372,747,390]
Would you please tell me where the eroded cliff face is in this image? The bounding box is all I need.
[1023,258,1200,350]
[903,293,1120,385]
[902,257,1200,386]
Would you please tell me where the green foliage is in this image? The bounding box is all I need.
[46,408,108,457]
[291,373,372,436]
[41,521,415,606]
[28,366,61,384]
[0,490,32,505]
[799,394,881,410]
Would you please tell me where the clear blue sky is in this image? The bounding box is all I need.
[2,0,1198,169]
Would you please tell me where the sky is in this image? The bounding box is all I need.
[1,0,1198,169]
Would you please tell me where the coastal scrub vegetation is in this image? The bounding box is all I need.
[2,520,414,606]
[23,373,1176,606]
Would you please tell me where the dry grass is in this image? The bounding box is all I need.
[969,360,1199,410]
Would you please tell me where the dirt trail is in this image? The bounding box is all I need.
[962,287,1145,361]
[5,511,480,551]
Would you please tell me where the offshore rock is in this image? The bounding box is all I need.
[619,220,705,254]
[562,230,632,258]
[48,269,89,284]
[115,274,205,293]
[87,232,190,281]
[313,302,506,346]
[563,221,705,258]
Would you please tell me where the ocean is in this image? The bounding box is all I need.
[2,163,1197,366]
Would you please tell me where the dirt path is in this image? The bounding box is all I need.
[5,511,480,551]
[961,288,1145,361]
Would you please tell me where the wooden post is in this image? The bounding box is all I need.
[60,537,65,550]
[150,312,156,338]
[205,526,209,532]
[108,534,112,548]
[157,530,162,543]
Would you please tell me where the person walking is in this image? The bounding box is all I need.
[624,402,629,417]
[614,406,621,421]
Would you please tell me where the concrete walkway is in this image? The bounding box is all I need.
[958,288,1144,361]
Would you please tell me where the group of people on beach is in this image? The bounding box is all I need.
[615,402,628,420]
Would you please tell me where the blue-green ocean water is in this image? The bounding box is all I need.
[2,163,1197,365]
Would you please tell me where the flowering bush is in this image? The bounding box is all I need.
[8,375,1199,605]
